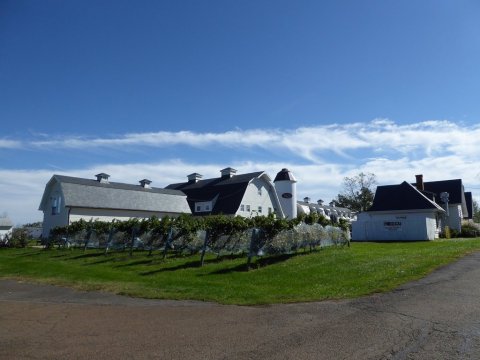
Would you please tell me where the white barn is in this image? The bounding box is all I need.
[166,167,295,219]
[39,167,350,238]
[39,173,191,238]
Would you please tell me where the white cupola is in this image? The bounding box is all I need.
[187,173,202,184]
[139,179,152,188]
[95,173,110,183]
[220,167,237,179]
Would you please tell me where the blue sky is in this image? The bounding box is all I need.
[1,0,480,224]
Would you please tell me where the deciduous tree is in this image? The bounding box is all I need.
[335,172,377,212]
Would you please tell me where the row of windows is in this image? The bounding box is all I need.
[239,205,273,215]
[196,205,210,212]
[195,204,211,212]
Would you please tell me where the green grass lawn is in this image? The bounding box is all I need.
[2,239,480,305]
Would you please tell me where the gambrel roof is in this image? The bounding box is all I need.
[166,171,272,215]
[39,175,191,214]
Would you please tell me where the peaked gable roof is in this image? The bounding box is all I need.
[369,181,445,212]
[166,171,266,215]
[39,175,191,214]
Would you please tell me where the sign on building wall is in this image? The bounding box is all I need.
[384,221,402,231]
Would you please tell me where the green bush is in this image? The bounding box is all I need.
[461,222,480,238]
[9,228,29,248]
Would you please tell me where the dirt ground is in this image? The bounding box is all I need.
[2,252,480,359]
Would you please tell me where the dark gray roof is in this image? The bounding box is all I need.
[166,172,265,215]
[421,179,465,204]
[465,192,473,219]
[41,175,191,214]
[369,182,444,212]
[274,168,296,182]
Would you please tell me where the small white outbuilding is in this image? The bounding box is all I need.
[352,181,445,241]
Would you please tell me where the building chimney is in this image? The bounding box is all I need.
[187,173,202,184]
[415,174,424,191]
[220,167,237,179]
[304,197,310,203]
[317,199,324,206]
[329,201,336,207]
[95,173,110,183]
[139,179,152,188]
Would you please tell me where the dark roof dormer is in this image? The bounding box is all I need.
[220,167,237,179]
[95,173,110,183]
[139,179,152,189]
[187,173,203,184]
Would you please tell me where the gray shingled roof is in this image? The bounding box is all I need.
[43,175,191,214]
[0,217,13,227]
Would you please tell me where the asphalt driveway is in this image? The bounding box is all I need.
[2,252,480,359]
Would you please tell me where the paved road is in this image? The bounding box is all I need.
[2,252,480,359]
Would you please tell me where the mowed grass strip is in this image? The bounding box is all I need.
[1,238,480,305]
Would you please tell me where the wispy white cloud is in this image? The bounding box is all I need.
[23,119,480,163]
[0,139,22,149]
[3,119,480,225]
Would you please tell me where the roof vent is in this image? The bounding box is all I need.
[317,199,324,206]
[329,201,336,207]
[95,173,110,183]
[139,179,152,189]
[304,197,310,203]
[187,173,203,184]
[220,167,237,179]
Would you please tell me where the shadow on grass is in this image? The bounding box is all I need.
[139,260,201,275]
[12,251,45,257]
[114,259,160,268]
[139,254,245,276]
[208,253,297,274]
[140,253,299,276]
[68,252,107,260]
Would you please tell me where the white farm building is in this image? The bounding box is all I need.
[39,168,352,238]
[352,175,473,241]
[39,173,191,238]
